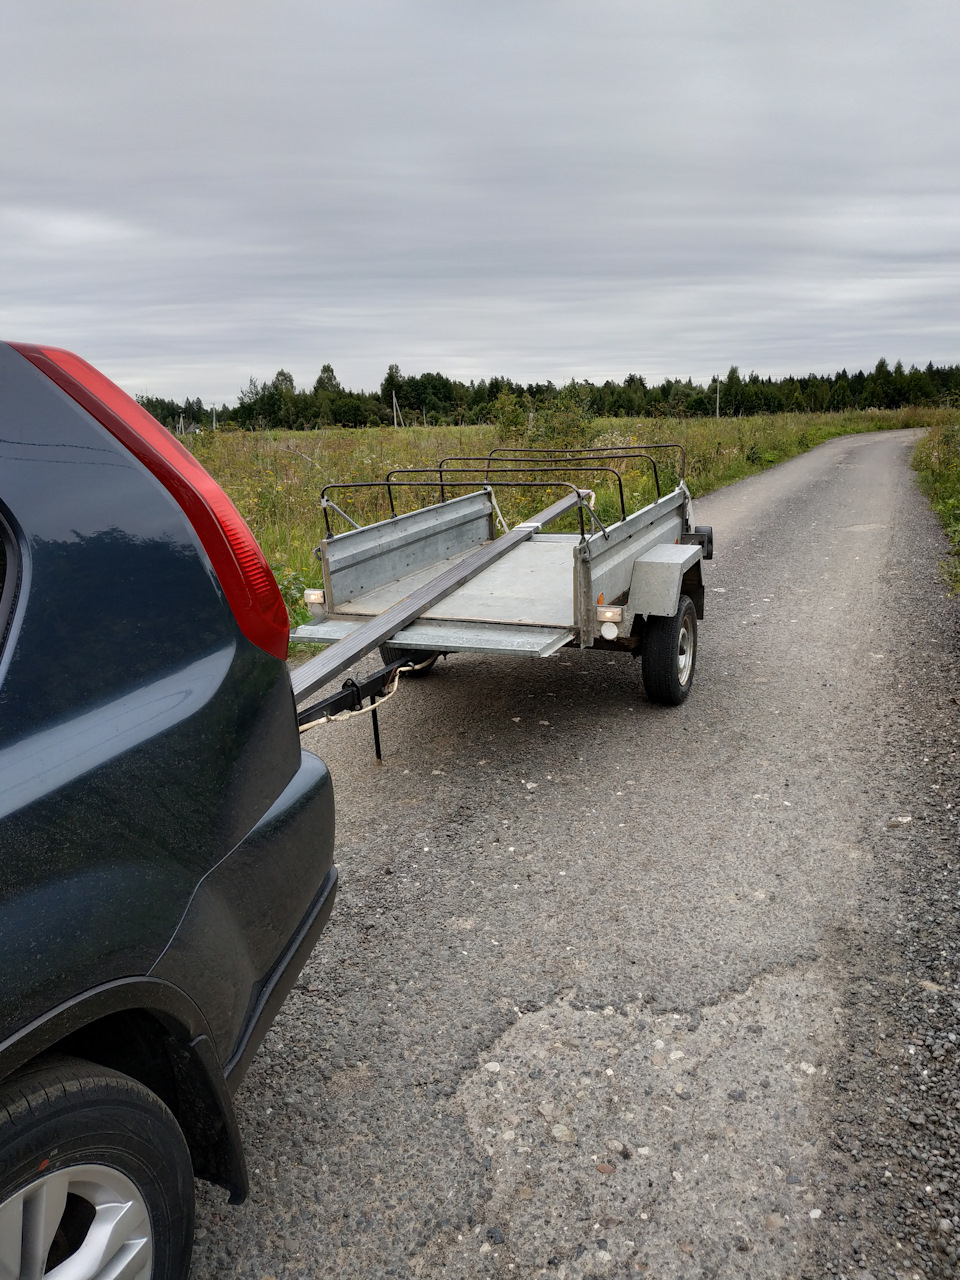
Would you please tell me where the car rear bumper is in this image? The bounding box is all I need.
[223,861,337,1090]
[150,748,337,1069]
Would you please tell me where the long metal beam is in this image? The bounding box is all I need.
[291,489,582,702]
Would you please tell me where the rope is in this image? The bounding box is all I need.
[297,652,437,732]
[406,654,439,670]
[298,666,404,733]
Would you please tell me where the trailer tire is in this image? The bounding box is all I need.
[641,594,697,706]
[379,644,440,677]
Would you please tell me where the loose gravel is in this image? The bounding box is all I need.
[802,511,960,1280]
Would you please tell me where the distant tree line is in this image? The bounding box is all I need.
[138,357,960,432]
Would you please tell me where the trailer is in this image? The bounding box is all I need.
[290,446,712,746]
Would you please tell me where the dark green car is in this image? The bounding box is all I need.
[0,342,337,1279]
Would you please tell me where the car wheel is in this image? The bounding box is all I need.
[0,1056,194,1280]
[379,643,440,676]
[641,594,698,706]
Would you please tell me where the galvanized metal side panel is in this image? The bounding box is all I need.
[573,489,686,645]
[390,620,575,656]
[327,547,482,617]
[290,617,575,656]
[320,491,494,609]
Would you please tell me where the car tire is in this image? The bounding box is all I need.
[379,643,440,676]
[0,1055,194,1280]
[641,594,698,706]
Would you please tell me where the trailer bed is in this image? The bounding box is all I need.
[340,535,577,628]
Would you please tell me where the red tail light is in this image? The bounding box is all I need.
[14,344,290,661]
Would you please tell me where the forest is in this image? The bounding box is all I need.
[138,357,960,434]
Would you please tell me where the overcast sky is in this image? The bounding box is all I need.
[2,0,957,402]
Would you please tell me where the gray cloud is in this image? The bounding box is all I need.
[1,0,957,400]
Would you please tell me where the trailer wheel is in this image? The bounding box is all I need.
[379,643,440,677]
[641,594,697,706]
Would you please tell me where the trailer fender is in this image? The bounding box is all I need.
[627,543,703,621]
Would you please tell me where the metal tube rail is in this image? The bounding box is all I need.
[384,464,630,521]
[483,441,685,480]
[317,479,592,541]
[435,450,663,498]
[319,478,433,537]
[478,445,680,483]
[489,447,669,489]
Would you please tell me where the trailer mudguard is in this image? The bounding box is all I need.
[627,543,703,619]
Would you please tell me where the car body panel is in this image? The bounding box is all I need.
[0,342,337,1198]
[151,749,336,1062]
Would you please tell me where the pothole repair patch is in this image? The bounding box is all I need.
[413,965,840,1279]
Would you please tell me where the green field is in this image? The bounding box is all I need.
[186,407,951,616]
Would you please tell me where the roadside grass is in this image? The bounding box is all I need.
[186,407,948,601]
[913,417,960,592]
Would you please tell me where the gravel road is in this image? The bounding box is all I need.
[192,428,959,1280]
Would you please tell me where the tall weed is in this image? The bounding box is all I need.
[913,419,960,591]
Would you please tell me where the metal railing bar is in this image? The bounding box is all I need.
[389,464,631,518]
[433,451,662,500]
[317,478,593,540]
[483,441,685,480]
[319,497,362,538]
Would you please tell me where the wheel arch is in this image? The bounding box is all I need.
[681,561,705,619]
[0,977,248,1203]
